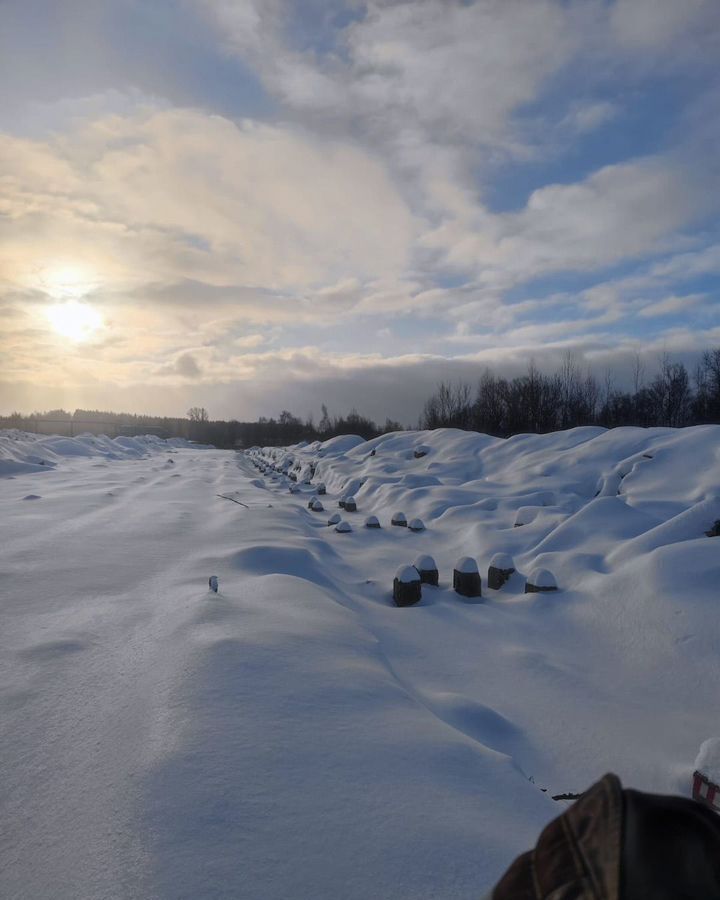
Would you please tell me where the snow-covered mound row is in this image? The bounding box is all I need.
[249,425,720,806]
[0,429,201,476]
[254,426,720,597]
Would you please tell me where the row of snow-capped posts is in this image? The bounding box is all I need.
[303,499,427,532]
[323,513,427,533]
[392,554,558,606]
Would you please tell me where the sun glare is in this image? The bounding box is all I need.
[40,264,99,300]
[46,300,104,342]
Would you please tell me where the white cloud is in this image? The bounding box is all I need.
[0,105,415,295]
[637,293,706,318]
[423,155,717,282]
[562,100,619,134]
[199,0,581,161]
[234,333,267,349]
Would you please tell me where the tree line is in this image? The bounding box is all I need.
[421,349,720,434]
[3,349,720,446]
[0,404,403,448]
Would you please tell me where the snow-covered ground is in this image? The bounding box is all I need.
[2,426,720,899]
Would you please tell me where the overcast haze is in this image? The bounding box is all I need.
[1,0,719,422]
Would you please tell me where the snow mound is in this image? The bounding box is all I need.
[0,428,201,476]
[9,425,720,898]
[527,568,557,590]
[695,739,720,784]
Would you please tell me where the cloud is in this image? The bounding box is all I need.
[637,293,706,318]
[167,352,202,378]
[610,0,720,52]
[234,333,267,349]
[561,100,619,134]
[1,1,719,421]
[423,154,718,283]
[0,104,416,298]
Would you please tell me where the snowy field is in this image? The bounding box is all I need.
[2,426,720,899]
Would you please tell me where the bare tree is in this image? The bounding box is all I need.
[631,351,645,396]
[649,354,691,427]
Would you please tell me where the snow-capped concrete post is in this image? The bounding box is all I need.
[311,499,324,512]
[391,511,407,527]
[514,509,529,527]
[365,515,381,529]
[327,512,341,527]
[344,496,357,512]
[525,568,558,593]
[307,496,318,509]
[488,553,515,590]
[393,565,422,607]
[316,482,326,495]
[453,557,481,598]
[693,739,720,812]
[706,520,720,537]
[335,520,352,534]
[408,518,425,532]
[414,554,439,586]
[208,575,219,593]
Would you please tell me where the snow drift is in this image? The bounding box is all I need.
[3,425,720,899]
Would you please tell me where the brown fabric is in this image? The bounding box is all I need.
[492,774,623,900]
[620,787,720,899]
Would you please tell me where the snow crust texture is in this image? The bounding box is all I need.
[4,425,720,899]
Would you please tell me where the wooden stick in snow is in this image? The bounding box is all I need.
[216,494,250,508]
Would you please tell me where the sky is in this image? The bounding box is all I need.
[1,0,719,424]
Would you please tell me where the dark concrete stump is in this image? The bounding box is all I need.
[413,554,438,586]
[488,552,515,590]
[393,565,422,607]
[316,483,326,495]
[391,511,407,527]
[344,497,357,512]
[525,568,558,593]
[408,518,425,532]
[365,515,381,529]
[453,557,481,598]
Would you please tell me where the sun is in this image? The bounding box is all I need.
[46,300,104,342]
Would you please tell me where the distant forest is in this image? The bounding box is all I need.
[3,349,720,447]
[0,403,402,448]
[421,348,720,435]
